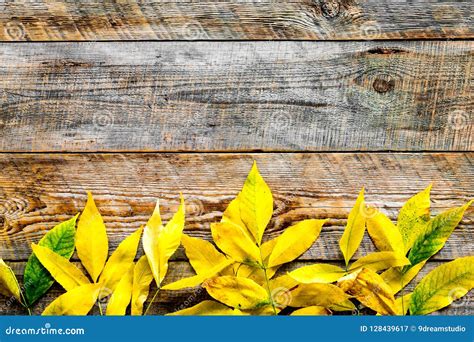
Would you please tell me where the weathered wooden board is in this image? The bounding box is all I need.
[1,41,472,152]
[0,153,472,262]
[0,1,472,41]
[1,261,471,315]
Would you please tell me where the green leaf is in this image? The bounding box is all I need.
[23,214,78,306]
[408,201,472,266]
[409,257,474,315]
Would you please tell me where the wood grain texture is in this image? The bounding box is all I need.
[0,1,472,41]
[1,261,471,315]
[1,41,472,152]
[0,153,472,262]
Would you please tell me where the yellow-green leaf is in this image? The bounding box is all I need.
[143,195,185,286]
[238,161,273,244]
[339,188,366,266]
[211,222,260,264]
[288,263,346,284]
[203,276,269,310]
[267,219,326,268]
[366,210,404,254]
[289,283,350,308]
[99,227,142,296]
[0,259,21,302]
[106,264,134,316]
[131,256,154,316]
[409,256,474,315]
[42,284,100,316]
[291,306,330,316]
[408,201,473,266]
[338,268,397,315]
[162,258,234,290]
[181,234,228,275]
[167,300,238,316]
[381,261,426,294]
[349,251,410,273]
[31,243,89,291]
[397,185,431,252]
[76,192,108,282]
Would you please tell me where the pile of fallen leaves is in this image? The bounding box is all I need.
[0,162,472,315]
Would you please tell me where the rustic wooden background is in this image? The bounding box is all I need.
[0,0,472,315]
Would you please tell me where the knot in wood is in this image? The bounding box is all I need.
[373,78,395,93]
[320,0,340,19]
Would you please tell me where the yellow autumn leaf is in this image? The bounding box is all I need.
[329,298,357,312]
[99,227,142,296]
[162,258,234,290]
[181,234,228,275]
[289,283,350,308]
[349,251,410,272]
[238,161,273,245]
[167,300,239,316]
[42,283,100,316]
[409,256,474,315]
[203,276,269,310]
[397,184,431,252]
[221,196,254,241]
[268,274,299,292]
[243,305,279,315]
[381,261,426,294]
[143,195,185,286]
[106,264,134,316]
[291,306,330,316]
[0,259,21,302]
[339,188,366,266]
[267,219,326,268]
[338,268,397,315]
[366,210,404,254]
[131,256,154,316]
[211,222,261,265]
[31,243,90,291]
[288,263,346,284]
[76,191,108,282]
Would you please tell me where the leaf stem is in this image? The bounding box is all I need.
[144,288,160,315]
[258,243,277,315]
[98,301,103,315]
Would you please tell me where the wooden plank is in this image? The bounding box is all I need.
[1,261,471,315]
[0,153,472,262]
[0,1,472,41]
[0,41,472,152]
